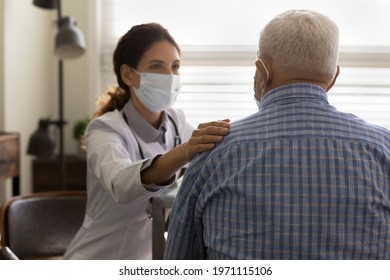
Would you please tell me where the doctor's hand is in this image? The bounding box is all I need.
[141,119,230,186]
[184,119,230,162]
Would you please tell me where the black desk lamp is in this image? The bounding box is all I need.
[27,0,86,190]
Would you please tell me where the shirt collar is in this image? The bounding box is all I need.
[122,100,168,144]
[259,83,329,110]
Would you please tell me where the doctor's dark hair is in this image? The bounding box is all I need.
[94,23,181,118]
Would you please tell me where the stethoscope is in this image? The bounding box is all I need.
[122,111,182,220]
[122,111,181,159]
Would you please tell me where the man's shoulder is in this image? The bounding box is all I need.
[336,110,390,146]
[188,113,261,168]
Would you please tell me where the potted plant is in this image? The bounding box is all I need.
[73,118,90,158]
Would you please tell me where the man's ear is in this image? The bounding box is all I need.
[120,64,137,87]
[255,59,271,82]
[326,65,340,92]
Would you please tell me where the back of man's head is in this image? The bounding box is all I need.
[259,10,339,83]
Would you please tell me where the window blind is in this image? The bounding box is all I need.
[174,66,390,129]
[100,0,390,130]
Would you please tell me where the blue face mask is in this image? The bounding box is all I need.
[253,92,261,109]
[132,69,181,113]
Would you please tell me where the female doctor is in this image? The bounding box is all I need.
[64,23,230,260]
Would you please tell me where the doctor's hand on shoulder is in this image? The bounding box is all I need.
[141,119,230,185]
[183,119,230,161]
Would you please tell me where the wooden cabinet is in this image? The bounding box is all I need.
[32,155,86,192]
[0,132,20,196]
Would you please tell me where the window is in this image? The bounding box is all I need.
[100,0,390,129]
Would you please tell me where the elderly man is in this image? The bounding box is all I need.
[165,10,390,259]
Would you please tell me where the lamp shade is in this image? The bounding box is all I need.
[55,17,86,59]
[27,119,56,158]
[32,0,58,9]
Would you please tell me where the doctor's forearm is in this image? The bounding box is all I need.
[140,121,229,186]
[140,143,188,186]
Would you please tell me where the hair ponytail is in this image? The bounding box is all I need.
[93,86,130,118]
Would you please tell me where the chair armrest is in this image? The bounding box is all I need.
[0,246,20,260]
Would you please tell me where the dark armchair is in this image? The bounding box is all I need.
[0,191,86,260]
[0,246,19,260]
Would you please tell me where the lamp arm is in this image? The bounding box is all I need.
[37,118,66,128]
[56,0,62,21]
[48,119,68,128]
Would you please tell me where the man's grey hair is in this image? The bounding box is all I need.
[258,10,339,81]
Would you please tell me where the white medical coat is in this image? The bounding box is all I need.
[64,101,193,259]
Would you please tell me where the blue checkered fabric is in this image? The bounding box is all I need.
[165,83,390,260]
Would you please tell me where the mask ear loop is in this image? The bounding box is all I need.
[258,59,269,81]
[131,67,141,75]
[128,67,140,93]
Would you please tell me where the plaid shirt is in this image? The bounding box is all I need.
[165,83,390,260]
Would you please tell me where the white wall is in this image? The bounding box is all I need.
[0,0,5,199]
[0,0,4,133]
[62,0,90,155]
[0,0,91,203]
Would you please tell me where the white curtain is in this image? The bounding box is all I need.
[99,0,390,129]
